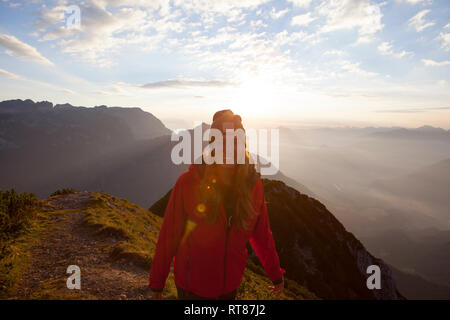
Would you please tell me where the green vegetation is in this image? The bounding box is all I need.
[28,278,96,300]
[0,189,42,297]
[84,192,161,269]
[50,188,77,197]
[0,188,79,298]
[0,189,39,237]
[83,192,178,298]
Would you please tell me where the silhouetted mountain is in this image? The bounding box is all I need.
[150,179,403,300]
[0,99,172,202]
[0,99,170,142]
[103,106,171,140]
[268,171,316,198]
[369,126,450,141]
[361,228,450,287]
[75,135,187,208]
[390,265,450,300]
[372,159,450,216]
[0,99,314,209]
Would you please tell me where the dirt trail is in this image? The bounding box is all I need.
[12,192,150,300]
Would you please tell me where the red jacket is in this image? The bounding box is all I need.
[148,164,285,298]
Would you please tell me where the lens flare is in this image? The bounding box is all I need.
[180,219,197,244]
[197,203,206,213]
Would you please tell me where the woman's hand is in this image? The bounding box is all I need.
[268,277,284,297]
[146,288,163,300]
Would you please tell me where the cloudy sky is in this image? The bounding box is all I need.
[0,0,449,129]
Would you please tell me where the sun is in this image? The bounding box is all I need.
[230,75,280,118]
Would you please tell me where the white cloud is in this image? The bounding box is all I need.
[105,0,170,10]
[396,0,432,4]
[0,33,53,65]
[34,5,66,32]
[37,0,159,66]
[273,30,312,46]
[172,0,270,15]
[180,28,301,86]
[94,82,133,96]
[0,68,22,80]
[422,59,450,67]
[378,42,413,58]
[251,19,267,29]
[317,0,384,43]
[270,7,289,19]
[140,79,236,89]
[438,32,450,51]
[291,13,316,26]
[287,0,312,8]
[355,35,375,44]
[323,49,346,56]
[61,88,76,94]
[166,0,272,28]
[0,66,77,94]
[338,60,378,77]
[7,2,22,8]
[445,23,450,29]
[408,9,435,32]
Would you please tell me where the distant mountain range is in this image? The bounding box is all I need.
[0,99,175,206]
[0,99,171,141]
[361,227,450,288]
[0,99,314,208]
[275,123,450,298]
[369,125,450,141]
[390,264,450,300]
[372,158,450,217]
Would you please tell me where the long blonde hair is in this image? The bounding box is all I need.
[197,109,259,231]
[198,152,258,231]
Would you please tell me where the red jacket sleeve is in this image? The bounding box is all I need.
[148,177,187,291]
[249,180,286,284]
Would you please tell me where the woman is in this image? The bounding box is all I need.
[147,110,285,300]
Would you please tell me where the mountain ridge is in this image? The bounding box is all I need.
[0,99,314,207]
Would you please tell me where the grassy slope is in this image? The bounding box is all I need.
[1,205,97,299]
[0,208,48,298]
